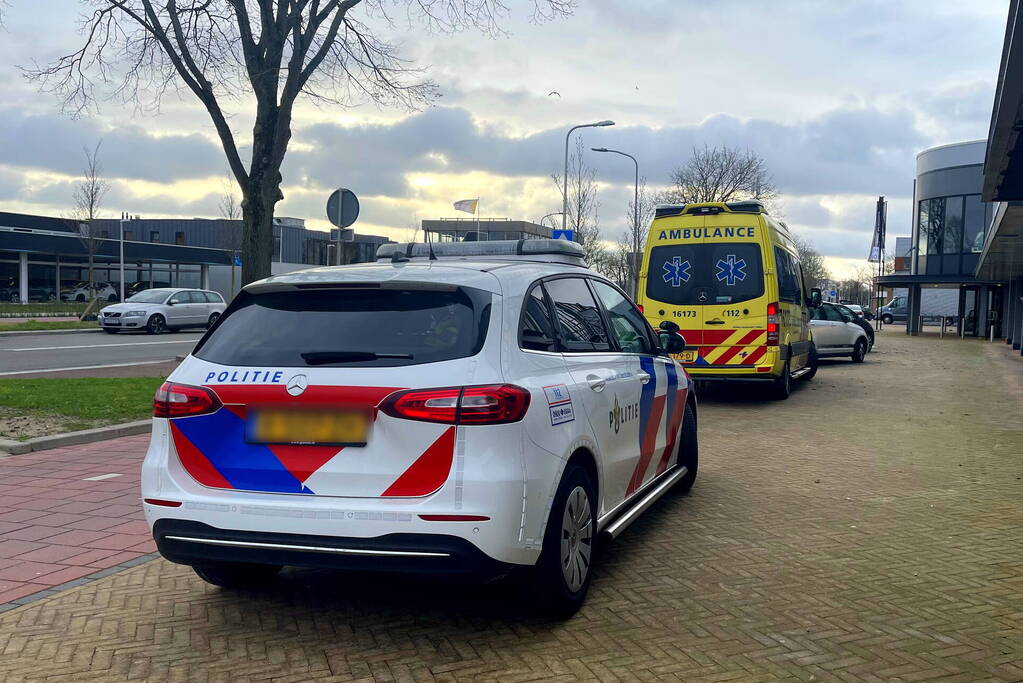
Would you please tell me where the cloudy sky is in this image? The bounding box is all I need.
[0,0,1010,277]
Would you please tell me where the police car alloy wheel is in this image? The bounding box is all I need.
[536,462,596,617]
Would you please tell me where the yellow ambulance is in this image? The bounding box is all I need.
[637,200,822,399]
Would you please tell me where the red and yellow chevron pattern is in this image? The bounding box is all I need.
[675,329,768,367]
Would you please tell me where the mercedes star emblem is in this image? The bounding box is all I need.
[286,374,308,396]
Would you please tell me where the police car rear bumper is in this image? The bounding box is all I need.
[154,519,514,577]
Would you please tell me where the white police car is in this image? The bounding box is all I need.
[142,240,698,615]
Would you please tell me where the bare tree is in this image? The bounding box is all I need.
[218,173,242,221]
[69,142,111,303]
[792,235,829,289]
[218,172,244,297]
[552,136,605,267]
[659,144,778,211]
[27,1,573,285]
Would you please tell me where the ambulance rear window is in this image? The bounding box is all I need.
[193,287,491,367]
[646,243,764,305]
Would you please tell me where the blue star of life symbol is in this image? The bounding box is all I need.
[715,254,747,286]
[662,256,692,287]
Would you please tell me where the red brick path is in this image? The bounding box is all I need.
[0,434,152,604]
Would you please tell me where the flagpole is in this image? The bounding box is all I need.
[475,198,480,239]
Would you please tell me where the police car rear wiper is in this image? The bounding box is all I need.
[301,351,414,365]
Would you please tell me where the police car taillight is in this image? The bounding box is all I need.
[766,302,780,346]
[381,385,530,425]
[153,381,222,418]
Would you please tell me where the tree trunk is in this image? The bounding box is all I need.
[87,250,95,302]
[241,189,276,286]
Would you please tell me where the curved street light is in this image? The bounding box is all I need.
[592,147,640,294]
[538,212,564,231]
[563,120,615,233]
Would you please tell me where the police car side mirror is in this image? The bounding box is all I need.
[808,288,822,308]
[657,322,686,354]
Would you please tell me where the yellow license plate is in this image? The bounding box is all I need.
[674,350,698,363]
[248,409,369,445]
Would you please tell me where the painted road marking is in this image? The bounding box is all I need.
[0,359,179,376]
[83,473,123,481]
[3,339,197,352]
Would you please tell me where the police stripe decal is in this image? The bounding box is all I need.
[171,409,313,494]
[627,357,665,496]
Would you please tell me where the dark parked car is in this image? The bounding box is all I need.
[836,304,874,351]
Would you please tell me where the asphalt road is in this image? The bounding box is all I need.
[0,330,204,376]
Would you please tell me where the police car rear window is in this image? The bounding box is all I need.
[646,243,764,306]
[194,287,491,367]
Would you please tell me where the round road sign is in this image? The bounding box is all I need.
[327,188,360,228]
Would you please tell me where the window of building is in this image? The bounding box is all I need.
[942,196,963,254]
[99,230,109,239]
[150,231,160,243]
[925,198,943,255]
[124,230,134,241]
[175,232,185,245]
[964,194,986,253]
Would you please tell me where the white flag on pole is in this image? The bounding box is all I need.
[453,199,478,214]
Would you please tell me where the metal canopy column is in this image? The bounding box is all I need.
[18,252,28,304]
[907,284,922,336]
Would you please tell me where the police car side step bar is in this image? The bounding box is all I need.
[599,466,688,540]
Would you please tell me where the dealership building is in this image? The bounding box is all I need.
[1,212,392,302]
[877,0,1023,353]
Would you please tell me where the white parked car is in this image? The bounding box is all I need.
[99,288,226,334]
[62,281,119,302]
[810,302,870,362]
[141,240,698,616]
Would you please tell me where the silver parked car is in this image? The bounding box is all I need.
[809,302,870,363]
[98,288,226,334]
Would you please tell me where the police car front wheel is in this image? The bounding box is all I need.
[193,562,282,589]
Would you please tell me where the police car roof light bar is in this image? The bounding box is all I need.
[376,239,587,266]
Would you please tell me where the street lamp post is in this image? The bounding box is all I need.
[563,120,615,234]
[592,147,640,295]
[538,212,564,231]
[118,211,126,302]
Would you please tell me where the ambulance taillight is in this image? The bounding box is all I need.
[766,302,780,346]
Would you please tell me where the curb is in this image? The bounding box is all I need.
[0,552,161,613]
[0,419,151,456]
[0,328,102,338]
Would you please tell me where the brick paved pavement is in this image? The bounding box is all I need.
[0,331,1021,681]
[0,436,155,604]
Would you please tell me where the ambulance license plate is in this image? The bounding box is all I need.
[247,408,368,446]
[675,350,698,363]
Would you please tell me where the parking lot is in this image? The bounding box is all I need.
[0,328,1021,681]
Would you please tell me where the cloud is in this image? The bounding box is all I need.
[0,109,225,182]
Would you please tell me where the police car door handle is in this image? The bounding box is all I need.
[586,375,606,392]
[637,372,651,384]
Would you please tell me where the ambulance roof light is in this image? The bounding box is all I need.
[653,200,768,219]
[376,239,587,265]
